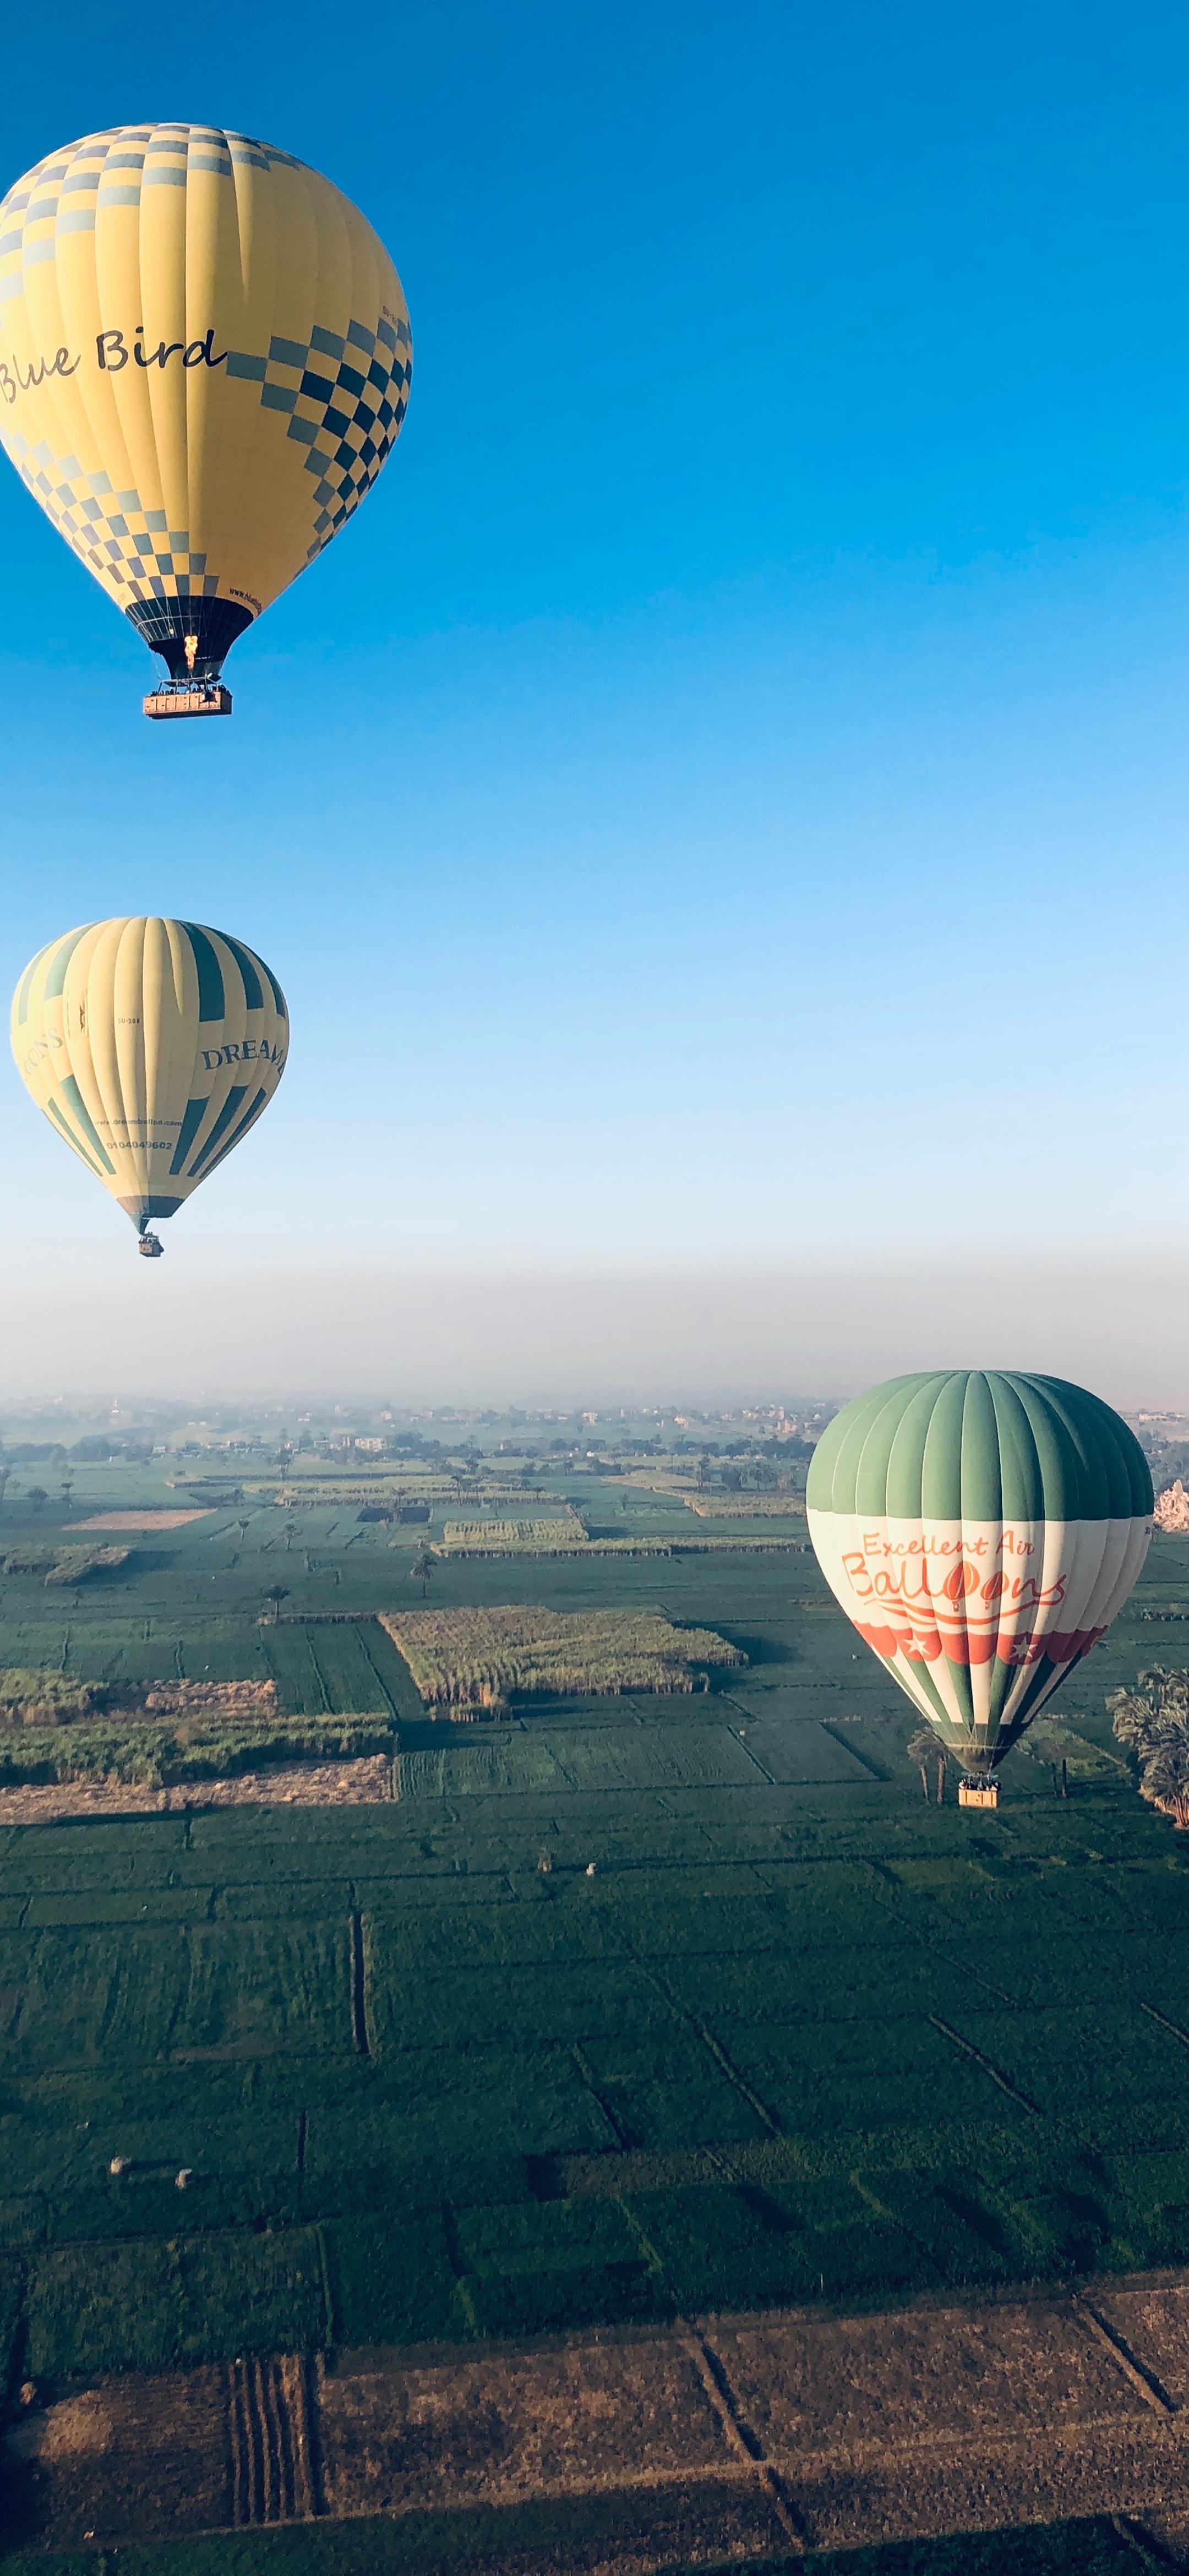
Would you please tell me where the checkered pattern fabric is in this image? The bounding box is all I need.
[225,314,412,557]
[4,307,414,593]
[0,126,304,245]
[0,122,412,627]
[0,435,211,605]
[1,303,411,607]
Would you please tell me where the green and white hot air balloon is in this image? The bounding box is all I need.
[805,1372,1153,1806]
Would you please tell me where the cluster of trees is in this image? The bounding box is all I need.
[1137,1431,1189,1489]
[1108,1668,1189,1827]
[0,1669,117,1728]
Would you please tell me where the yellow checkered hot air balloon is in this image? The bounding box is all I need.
[11,919,288,1256]
[0,123,411,716]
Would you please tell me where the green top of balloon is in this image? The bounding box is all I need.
[805,1371,1153,1525]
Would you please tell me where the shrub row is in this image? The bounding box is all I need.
[0,1714,394,1788]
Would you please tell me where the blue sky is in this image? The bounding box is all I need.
[1,2,1188,1390]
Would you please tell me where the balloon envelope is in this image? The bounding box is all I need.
[0,124,411,683]
[805,1370,1153,1777]
[11,918,287,1237]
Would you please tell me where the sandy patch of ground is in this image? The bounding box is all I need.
[0,1756,394,1825]
[66,1510,214,1529]
[12,2277,1189,2563]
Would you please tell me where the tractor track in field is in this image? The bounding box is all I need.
[226,2354,319,2525]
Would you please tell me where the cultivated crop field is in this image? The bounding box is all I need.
[381,1604,745,1711]
[2,1458,1189,2572]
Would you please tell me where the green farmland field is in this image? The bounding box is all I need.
[3,1460,1189,2570]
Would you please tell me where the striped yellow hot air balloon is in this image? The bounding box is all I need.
[0,123,411,715]
[11,919,288,1255]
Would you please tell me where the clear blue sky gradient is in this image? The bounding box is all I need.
[1,1,1188,1296]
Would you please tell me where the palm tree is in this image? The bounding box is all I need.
[26,1487,47,1517]
[1109,1668,1189,1829]
[264,1584,288,1622]
[1141,1736,1189,1831]
[907,1727,935,1802]
[410,1546,436,1600]
[1109,1667,1189,1755]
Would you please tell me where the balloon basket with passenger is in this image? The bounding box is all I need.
[957,1777,1000,1810]
[143,680,232,722]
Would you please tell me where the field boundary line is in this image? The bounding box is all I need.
[225,2357,248,2525]
[718,1697,777,1783]
[316,2226,336,2346]
[350,1911,370,2056]
[1109,2513,1180,2567]
[610,2196,803,2542]
[819,1721,888,1780]
[571,2039,634,2148]
[304,2354,329,2517]
[354,1622,403,1724]
[689,2018,782,2135]
[439,2200,481,2329]
[306,1634,332,1716]
[677,2315,806,2551]
[1071,2292,1181,2417]
[1141,2002,1189,2051]
[257,2356,285,2519]
[926,2015,1042,2113]
[632,1955,784,2136]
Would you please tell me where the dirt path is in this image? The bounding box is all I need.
[10,2269,1189,2565]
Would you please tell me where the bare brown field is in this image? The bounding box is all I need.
[10,2272,1189,2564]
[67,1510,214,1530]
[0,1754,393,1822]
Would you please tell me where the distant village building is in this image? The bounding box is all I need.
[1154,1481,1189,1532]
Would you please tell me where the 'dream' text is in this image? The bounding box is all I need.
[201,1041,285,1071]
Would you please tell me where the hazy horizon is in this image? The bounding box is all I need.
[0,1253,1182,1411]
